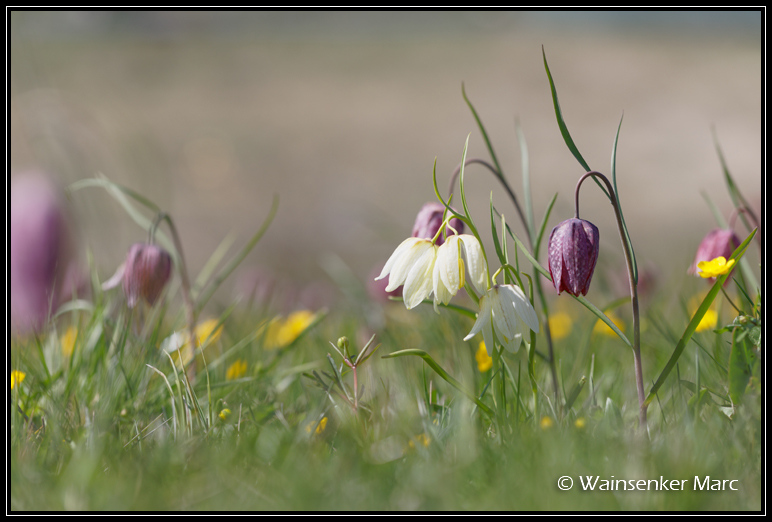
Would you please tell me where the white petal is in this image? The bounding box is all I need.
[403,245,436,309]
[501,331,522,353]
[464,294,492,341]
[438,236,462,294]
[432,262,452,313]
[490,287,515,340]
[460,235,486,294]
[377,237,418,280]
[386,239,432,292]
[501,284,540,334]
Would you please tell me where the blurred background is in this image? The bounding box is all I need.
[10,11,762,311]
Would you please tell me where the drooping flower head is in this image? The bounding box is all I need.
[376,237,437,309]
[688,228,740,278]
[412,202,464,245]
[547,218,600,297]
[123,243,172,308]
[11,173,75,334]
[463,284,540,355]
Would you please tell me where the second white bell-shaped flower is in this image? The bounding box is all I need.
[463,284,540,355]
[432,234,486,311]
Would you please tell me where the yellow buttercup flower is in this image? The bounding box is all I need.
[306,416,328,435]
[697,256,736,279]
[219,408,231,421]
[695,309,718,333]
[226,359,248,380]
[160,318,225,366]
[262,310,316,350]
[548,312,573,340]
[475,341,493,372]
[574,417,586,429]
[11,370,26,390]
[593,312,625,337]
[60,326,77,357]
[540,416,554,430]
[408,433,431,448]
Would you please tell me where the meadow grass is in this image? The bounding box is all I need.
[10,270,762,510]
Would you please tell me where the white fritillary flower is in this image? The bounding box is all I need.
[432,234,486,312]
[463,284,539,355]
[376,238,438,309]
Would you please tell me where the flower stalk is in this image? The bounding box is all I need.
[575,171,646,428]
[448,156,561,414]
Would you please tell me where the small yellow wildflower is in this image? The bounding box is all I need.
[226,359,248,380]
[408,433,431,448]
[475,341,493,372]
[697,256,736,279]
[162,319,225,366]
[195,319,224,347]
[548,312,573,340]
[60,326,77,357]
[593,312,625,337]
[540,416,554,430]
[11,370,26,390]
[695,309,718,333]
[306,416,328,435]
[219,408,231,421]
[262,310,316,350]
[574,417,586,429]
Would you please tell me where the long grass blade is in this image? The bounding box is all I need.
[644,228,757,407]
[382,349,495,418]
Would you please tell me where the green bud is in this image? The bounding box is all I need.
[337,336,350,355]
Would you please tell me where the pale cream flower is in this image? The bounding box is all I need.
[376,238,438,309]
[432,234,486,312]
[464,284,539,355]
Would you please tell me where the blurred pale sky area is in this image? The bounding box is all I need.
[10,11,762,309]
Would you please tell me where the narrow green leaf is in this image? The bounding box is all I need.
[490,194,506,268]
[644,228,757,407]
[728,328,753,404]
[565,376,586,410]
[713,129,755,235]
[462,83,503,178]
[542,47,610,199]
[196,195,279,312]
[515,119,534,238]
[382,349,495,418]
[610,114,638,284]
[534,193,558,260]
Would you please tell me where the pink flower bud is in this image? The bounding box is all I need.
[122,243,172,308]
[688,228,741,277]
[11,173,74,334]
[411,202,464,246]
[547,218,600,297]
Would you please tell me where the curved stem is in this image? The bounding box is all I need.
[575,171,646,428]
[450,157,560,412]
[448,158,532,252]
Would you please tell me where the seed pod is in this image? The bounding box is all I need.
[411,202,464,246]
[122,243,172,308]
[547,218,600,297]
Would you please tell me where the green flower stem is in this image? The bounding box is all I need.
[575,171,645,428]
[448,157,560,413]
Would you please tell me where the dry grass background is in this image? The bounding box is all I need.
[10,12,761,309]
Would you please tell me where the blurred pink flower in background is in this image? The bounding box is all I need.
[11,172,78,334]
[411,202,464,246]
[688,228,740,280]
